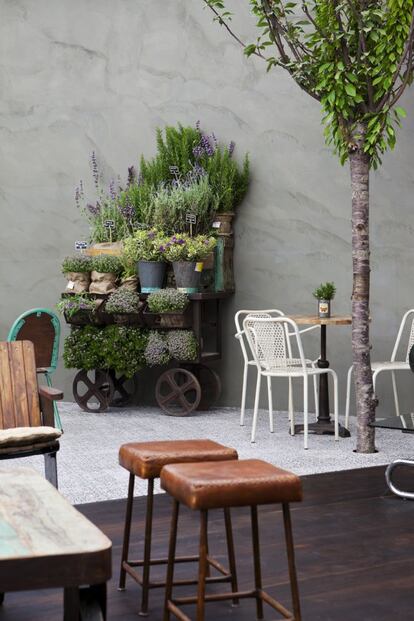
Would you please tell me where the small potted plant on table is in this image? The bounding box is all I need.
[163,234,217,293]
[145,289,191,328]
[123,229,167,293]
[313,282,336,318]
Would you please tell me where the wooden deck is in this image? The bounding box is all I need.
[0,465,413,620]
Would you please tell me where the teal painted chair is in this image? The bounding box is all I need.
[7,309,62,429]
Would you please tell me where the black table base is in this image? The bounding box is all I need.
[293,421,351,437]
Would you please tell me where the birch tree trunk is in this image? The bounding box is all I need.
[349,122,376,453]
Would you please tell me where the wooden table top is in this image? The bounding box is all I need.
[0,468,111,591]
[290,314,352,326]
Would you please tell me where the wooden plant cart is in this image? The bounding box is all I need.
[64,292,229,416]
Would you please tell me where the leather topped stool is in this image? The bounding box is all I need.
[118,439,238,616]
[161,458,303,621]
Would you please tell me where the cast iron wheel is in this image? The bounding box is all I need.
[73,369,114,413]
[108,371,138,407]
[155,368,201,416]
[193,364,222,410]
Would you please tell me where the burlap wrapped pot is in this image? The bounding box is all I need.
[119,275,138,291]
[89,271,118,294]
[65,272,90,294]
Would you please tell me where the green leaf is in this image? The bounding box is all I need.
[395,106,407,118]
[345,83,356,97]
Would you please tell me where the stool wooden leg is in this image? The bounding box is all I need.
[282,503,302,621]
[251,505,264,620]
[140,478,155,617]
[164,500,180,621]
[119,473,135,590]
[223,508,239,606]
[197,510,209,621]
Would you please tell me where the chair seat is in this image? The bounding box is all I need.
[0,426,62,448]
[371,361,409,371]
[0,440,60,456]
[119,439,238,479]
[160,459,303,510]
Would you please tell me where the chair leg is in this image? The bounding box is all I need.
[313,374,319,420]
[303,376,309,450]
[251,373,262,443]
[164,500,180,621]
[282,504,302,621]
[250,505,264,620]
[223,508,239,606]
[288,377,293,422]
[391,371,400,417]
[141,478,155,616]
[240,364,248,426]
[46,372,62,430]
[119,473,135,590]
[345,365,353,430]
[197,510,209,621]
[267,376,274,433]
[44,452,58,488]
[332,372,339,441]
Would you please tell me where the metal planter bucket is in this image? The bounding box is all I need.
[318,299,331,318]
[173,261,203,293]
[137,261,166,293]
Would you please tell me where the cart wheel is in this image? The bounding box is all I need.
[109,371,138,407]
[73,369,114,413]
[193,364,222,410]
[156,368,201,416]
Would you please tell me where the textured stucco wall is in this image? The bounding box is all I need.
[1,0,414,418]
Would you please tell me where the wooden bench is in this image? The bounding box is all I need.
[0,468,112,620]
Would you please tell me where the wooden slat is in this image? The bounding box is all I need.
[0,342,16,429]
[9,342,30,427]
[21,341,41,427]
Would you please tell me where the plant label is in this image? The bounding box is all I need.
[75,241,88,250]
[169,165,180,179]
[195,262,203,272]
[186,213,197,224]
[66,281,75,290]
[212,221,221,228]
[104,220,115,229]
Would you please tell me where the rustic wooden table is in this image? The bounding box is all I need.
[290,315,352,438]
[0,468,112,620]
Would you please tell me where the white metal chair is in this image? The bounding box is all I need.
[235,309,320,432]
[345,309,414,428]
[244,316,339,449]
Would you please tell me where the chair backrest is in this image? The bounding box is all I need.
[243,316,307,371]
[234,309,284,364]
[7,308,60,373]
[388,309,414,362]
[0,341,41,429]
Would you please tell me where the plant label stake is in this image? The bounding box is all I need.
[169,165,180,181]
[75,241,88,255]
[104,219,115,243]
[186,213,197,237]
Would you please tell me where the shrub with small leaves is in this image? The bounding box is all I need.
[144,331,171,367]
[123,229,167,263]
[106,289,141,314]
[166,330,198,361]
[91,254,122,275]
[313,282,336,301]
[61,255,92,274]
[147,289,188,313]
[162,234,216,262]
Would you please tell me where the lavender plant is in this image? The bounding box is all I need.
[147,289,188,313]
[106,290,141,314]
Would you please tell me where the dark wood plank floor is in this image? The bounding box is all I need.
[0,465,413,620]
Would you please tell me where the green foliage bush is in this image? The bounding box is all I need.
[313,282,336,301]
[91,255,123,275]
[162,234,216,262]
[106,290,141,314]
[61,255,92,274]
[123,229,167,263]
[147,289,188,313]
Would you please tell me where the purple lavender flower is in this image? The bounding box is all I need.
[171,236,177,242]
[75,185,82,209]
[159,245,166,252]
[109,179,117,201]
[127,165,136,187]
[86,202,100,216]
[192,145,204,159]
[118,200,135,221]
[228,141,235,157]
[195,120,201,132]
[193,163,206,177]
[200,133,214,157]
[211,132,218,147]
[147,231,156,239]
[177,238,185,245]
[137,172,143,186]
[90,152,99,189]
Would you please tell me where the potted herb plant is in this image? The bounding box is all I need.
[313,282,336,318]
[123,229,167,293]
[166,330,198,362]
[57,294,98,326]
[163,234,217,293]
[61,255,92,293]
[145,289,190,328]
[89,255,122,294]
[105,289,143,325]
[144,331,172,367]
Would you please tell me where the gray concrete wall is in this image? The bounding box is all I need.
[1,0,414,418]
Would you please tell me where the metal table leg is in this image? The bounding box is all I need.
[385,459,414,500]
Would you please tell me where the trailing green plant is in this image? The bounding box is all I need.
[123,229,167,263]
[91,254,122,275]
[313,282,336,301]
[144,331,171,367]
[162,234,217,262]
[106,289,141,314]
[57,295,96,319]
[61,255,92,274]
[147,289,189,313]
[166,330,198,361]
[149,176,217,234]
[63,325,148,377]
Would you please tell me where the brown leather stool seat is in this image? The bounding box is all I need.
[118,439,238,616]
[161,459,303,621]
[119,439,238,479]
[161,459,302,509]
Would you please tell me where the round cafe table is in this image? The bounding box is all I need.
[290,314,352,438]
